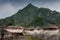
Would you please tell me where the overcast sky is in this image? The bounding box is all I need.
[0,0,60,19]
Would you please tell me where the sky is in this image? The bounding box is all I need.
[0,0,60,19]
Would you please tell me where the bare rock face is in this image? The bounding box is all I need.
[42,29,60,40]
[29,29,60,40]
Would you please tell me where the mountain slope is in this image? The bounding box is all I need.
[12,3,39,26]
[0,3,60,27]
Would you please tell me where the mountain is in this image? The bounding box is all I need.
[0,3,60,27]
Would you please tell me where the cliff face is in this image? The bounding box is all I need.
[0,3,60,27]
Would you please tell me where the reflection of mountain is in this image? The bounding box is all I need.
[0,3,60,27]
